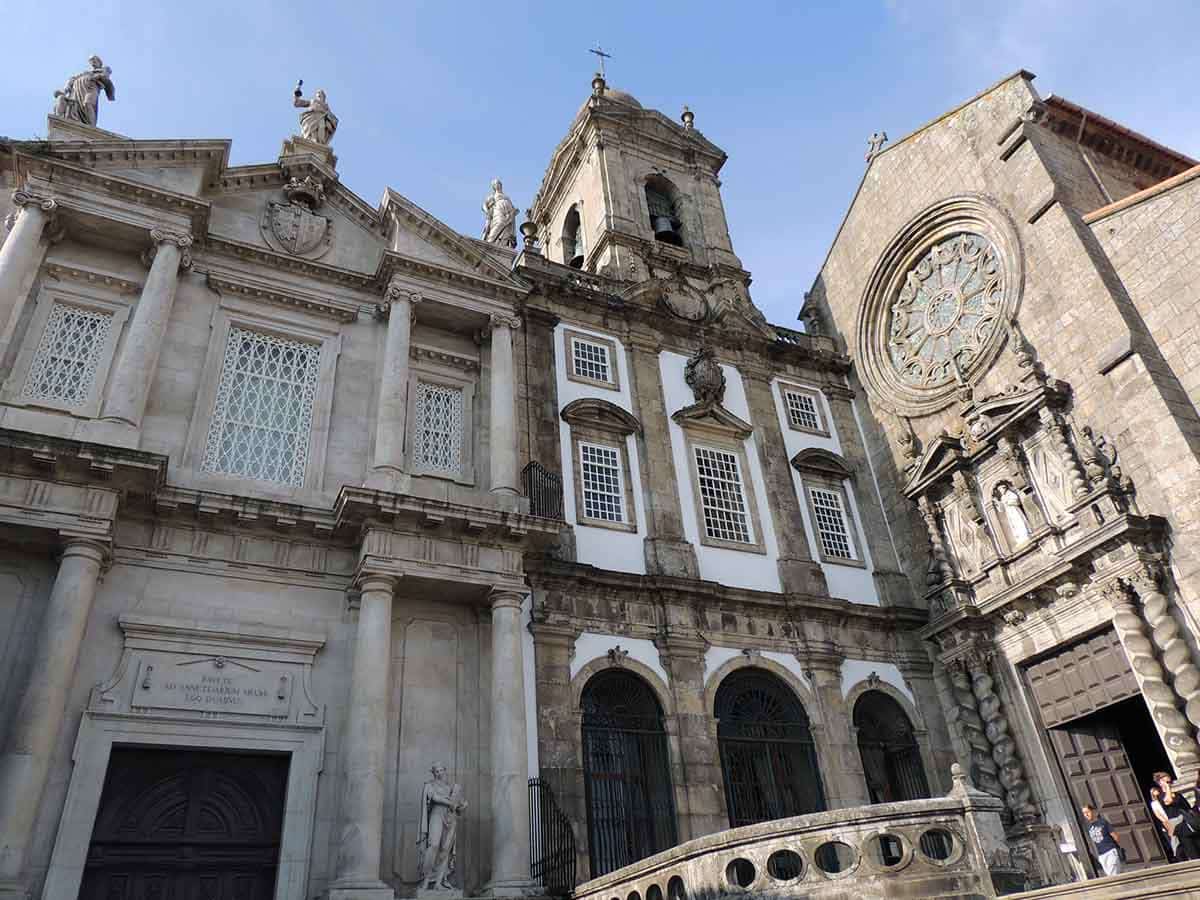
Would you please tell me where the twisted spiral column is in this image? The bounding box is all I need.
[1127,568,1200,735]
[1038,407,1088,499]
[969,658,1037,822]
[1105,580,1200,771]
[948,662,1003,799]
[918,495,953,585]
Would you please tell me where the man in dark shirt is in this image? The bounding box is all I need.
[1082,804,1124,876]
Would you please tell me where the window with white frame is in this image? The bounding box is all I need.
[579,442,625,523]
[779,383,828,435]
[413,380,465,476]
[572,337,612,384]
[201,327,321,487]
[809,486,855,561]
[21,302,114,406]
[694,445,752,544]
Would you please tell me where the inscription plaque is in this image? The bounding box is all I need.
[135,657,291,717]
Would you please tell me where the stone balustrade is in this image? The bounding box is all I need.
[573,766,1022,900]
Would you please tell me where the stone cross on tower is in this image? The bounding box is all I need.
[866,131,889,163]
[589,43,612,76]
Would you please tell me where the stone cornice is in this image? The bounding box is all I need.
[335,486,564,543]
[43,261,142,295]
[0,428,167,494]
[203,236,376,291]
[204,271,361,323]
[41,138,231,185]
[411,344,480,372]
[380,249,528,303]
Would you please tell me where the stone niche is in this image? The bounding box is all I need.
[42,614,327,900]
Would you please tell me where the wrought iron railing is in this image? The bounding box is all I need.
[529,777,576,896]
[521,461,564,520]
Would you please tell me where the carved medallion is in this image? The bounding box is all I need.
[684,347,726,407]
[662,287,708,322]
[262,201,334,258]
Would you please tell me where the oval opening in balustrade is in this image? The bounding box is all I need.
[726,857,756,889]
[667,875,687,899]
[814,841,857,875]
[919,827,958,864]
[865,833,906,868]
[766,848,804,881]
[646,885,663,900]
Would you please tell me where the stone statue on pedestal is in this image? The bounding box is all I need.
[293,81,338,145]
[482,179,518,248]
[417,762,467,892]
[52,56,115,126]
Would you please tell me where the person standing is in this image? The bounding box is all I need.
[1155,771,1200,861]
[1082,804,1124,877]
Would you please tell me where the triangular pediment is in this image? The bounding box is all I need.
[671,402,753,440]
[905,433,966,495]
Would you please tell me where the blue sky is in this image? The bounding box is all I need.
[5,0,1197,325]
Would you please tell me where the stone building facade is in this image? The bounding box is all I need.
[0,61,1196,900]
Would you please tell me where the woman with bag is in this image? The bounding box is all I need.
[1154,771,1200,861]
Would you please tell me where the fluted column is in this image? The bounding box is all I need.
[487,588,535,895]
[330,575,396,899]
[489,314,519,497]
[370,280,420,489]
[0,190,58,367]
[0,538,106,888]
[100,228,192,429]
[1105,579,1200,774]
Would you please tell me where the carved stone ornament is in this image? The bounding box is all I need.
[662,283,709,322]
[684,346,726,407]
[261,186,334,259]
[282,175,326,209]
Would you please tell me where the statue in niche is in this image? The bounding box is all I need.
[481,179,518,247]
[292,81,338,145]
[418,762,467,891]
[995,481,1031,547]
[52,56,115,126]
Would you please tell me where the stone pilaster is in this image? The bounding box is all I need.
[805,647,866,808]
[0,537,107,892]
[0,190,58,370]
[655,631,725,840]
[100,228,193,432]
[369,280,420,491]
[329,574,396,900]
[737,366,827,595]
[1105,578,1200,775]
[489,314,520,497]
[485,588,536,896]
[625,333,698,578]
[896,656,958,794]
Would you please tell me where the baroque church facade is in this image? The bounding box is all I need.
[0,56,1197,900]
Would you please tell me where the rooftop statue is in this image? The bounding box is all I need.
[292,81,338,145]
[52,56,115,126]
[481,178,517,248]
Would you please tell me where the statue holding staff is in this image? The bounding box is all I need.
[417,762,467,891]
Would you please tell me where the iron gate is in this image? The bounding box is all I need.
[529,777,576,895]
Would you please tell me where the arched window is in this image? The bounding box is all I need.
[715,668,825,827]
[645,177,683,247]
[563,205,584,268]
[581,669,677,877]
[854,690,930,804]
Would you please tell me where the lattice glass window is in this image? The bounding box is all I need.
[414,381,465,476]
[572,337,612,384]
[21,302,113,406]
[580,442,624,522]
[810,487,855,560]
[784,389,822,432]
[694,446,752,543]
[201,327,321,487]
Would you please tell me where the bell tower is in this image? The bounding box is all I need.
[528,73,745,286]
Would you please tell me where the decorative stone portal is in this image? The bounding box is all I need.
[40,615,326,900]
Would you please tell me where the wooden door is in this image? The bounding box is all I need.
[79,748,288,900]
[1049,719,1166,869]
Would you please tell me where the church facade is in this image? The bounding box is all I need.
[0,58,1197,900]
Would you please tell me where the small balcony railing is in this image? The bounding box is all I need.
[521,461,564,520]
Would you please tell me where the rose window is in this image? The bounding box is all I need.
[886,233,1003,389]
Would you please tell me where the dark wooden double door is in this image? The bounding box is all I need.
[79,748,289,900]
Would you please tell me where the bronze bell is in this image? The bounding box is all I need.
[653,215,683,246]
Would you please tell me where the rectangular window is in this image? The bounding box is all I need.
[201,327,322,487]
[414,380,465,476]
[810,486,855,560]
[785,389,822,432]
[579,442,624,523]
[571,337,612,385]
[694,446,752,544]
[21,302,113,406]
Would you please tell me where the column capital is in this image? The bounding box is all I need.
[59,535,111,565]
[377,280,422,319]
[490,587,527,611]
[144,228,194,270]
[11,188,58,213]
[356,572,399,594]
[489,312,521,332]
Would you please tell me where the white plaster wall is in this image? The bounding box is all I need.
[554,322,647,574]
[771,378,879,605]
[703,645,812,695]
[840,659,914,704]
[662,352,781,593]
[570,632,668,686]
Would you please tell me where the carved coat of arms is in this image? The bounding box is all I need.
[260,176,334,259]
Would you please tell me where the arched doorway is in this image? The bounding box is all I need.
[715,668,825,828]
[581,669,677,877]
[79,747,288,900]
[854,689,931,803]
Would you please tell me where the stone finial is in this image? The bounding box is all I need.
[681,106,694,130]
[519,212,540,254]
[866,131,888,163]
[52,55,115,126]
